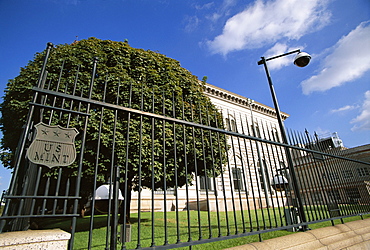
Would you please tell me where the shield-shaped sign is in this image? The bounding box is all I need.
[27,122,79,168]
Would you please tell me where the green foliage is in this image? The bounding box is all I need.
[0,37,227,193]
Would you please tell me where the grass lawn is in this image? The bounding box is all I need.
[33,207,370,250]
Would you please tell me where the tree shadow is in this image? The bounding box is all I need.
[32,215,148,232]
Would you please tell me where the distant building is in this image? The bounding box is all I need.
[305,132,344,151]
[292,132,370,206]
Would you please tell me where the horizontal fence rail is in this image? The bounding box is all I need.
[1,49,369,250]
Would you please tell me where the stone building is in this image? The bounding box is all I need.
[130,83,289,212]
[292,138,370,206]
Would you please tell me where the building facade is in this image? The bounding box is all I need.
[292,138,370,206]
[130,83,289,212]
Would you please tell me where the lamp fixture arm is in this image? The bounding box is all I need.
[257,49,301,65]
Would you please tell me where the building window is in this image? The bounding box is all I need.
[345,188,361,203]
[271,128,280,142]
[232,168,245,191]
[154,188,175,195]
[251,123,261,138]
[342,170,353,179]
[357,167,369,177]
[312,191,323,203]
[327,189,341,202]
[199,176,214,191]
[226,116,237,132]
[258,160,272,193]
[323,172,339,181]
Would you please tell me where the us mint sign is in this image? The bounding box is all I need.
[27,122,79,168]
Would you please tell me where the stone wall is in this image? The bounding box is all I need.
[0,229,70,249]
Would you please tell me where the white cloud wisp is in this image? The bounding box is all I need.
[301,21,370,95]
[351,90,370,131]
[207,0,331,55]
[330,105,358,114]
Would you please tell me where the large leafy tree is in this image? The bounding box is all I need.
[0,37,226,222]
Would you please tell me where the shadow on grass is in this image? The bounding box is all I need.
[33,215,149,232]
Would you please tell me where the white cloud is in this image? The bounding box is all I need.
[351,90,370,131]
[184,16,200,33]
[188,1,236,32]
[205,0,236,23]
[330,105,357,114]
[206,0,331,55]
[301,21,370,95]
[195,2,214,11]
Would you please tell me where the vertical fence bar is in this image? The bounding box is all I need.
[198,102,213,239]
[181,94,192,243]
[150,87,156,248]
[108,79,121,250]
[206,106,222,237]
[299,130,327,221]
[88,75,108,249]
[189,100,202,241]
[251,121,267,230]
[0,42,53,233]
[48,60,65,121]
[245,103,262,231]
[231,110,247,233]
[215,110,231,236]
[262,122,279,228]
[135,81,145,249]
[121,81,133,250]
[29,166,42,217]
[162,89,168,246]
[236,112,252,233]
[225,110,239,235]
[171,91,181,244]
[259,121,274,228]
[289,130,315,222]
[111,165,120,250]
[68,57,98,250]
[239,111,256,232]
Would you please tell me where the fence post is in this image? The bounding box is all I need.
[110,165,120,250]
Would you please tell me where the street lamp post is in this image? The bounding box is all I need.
[258,49,311,231]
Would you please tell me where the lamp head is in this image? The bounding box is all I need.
[294,52,311,67]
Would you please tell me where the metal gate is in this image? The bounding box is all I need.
[1,43,369,250]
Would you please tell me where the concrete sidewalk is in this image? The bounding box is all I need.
[226,218,370,250]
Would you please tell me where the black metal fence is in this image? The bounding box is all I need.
[1,44,369,250]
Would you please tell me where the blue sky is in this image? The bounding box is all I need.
[0,0,369,191]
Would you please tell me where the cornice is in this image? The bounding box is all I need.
[204,83,289,120]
